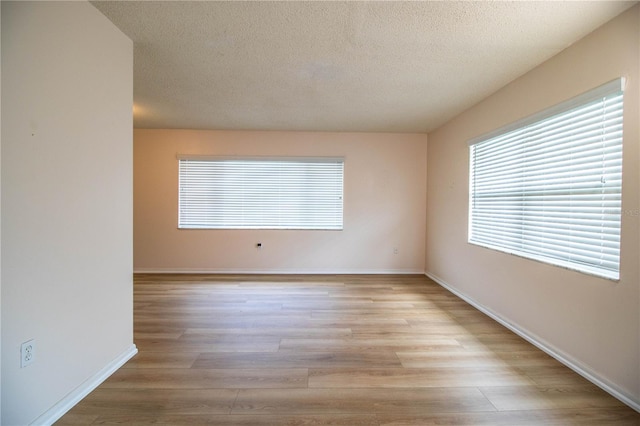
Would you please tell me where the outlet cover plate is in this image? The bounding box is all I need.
[21,339,35,368]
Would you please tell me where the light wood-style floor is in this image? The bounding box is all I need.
[57,274,639,425]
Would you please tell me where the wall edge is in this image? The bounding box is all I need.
[425,271,640,413]
[31,344,138,426]
[133,268,426,275]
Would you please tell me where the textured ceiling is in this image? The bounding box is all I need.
[92,1,635,133]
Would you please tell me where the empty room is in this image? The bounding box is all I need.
[2,1,640,425]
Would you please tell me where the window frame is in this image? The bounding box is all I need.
[468,78,625,280]
[177,155,345,231]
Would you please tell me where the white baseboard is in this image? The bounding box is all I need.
[134,268,425,275]
[425,271,640,413]
[31,344,138,426]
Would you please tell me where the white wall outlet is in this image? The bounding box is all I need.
[21,339,35,368]
[393,247,398,255]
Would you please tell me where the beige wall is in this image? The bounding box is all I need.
[135,129,427,273]
[1,2,134,424]
[426,6,640,407]
[0,3,3,421]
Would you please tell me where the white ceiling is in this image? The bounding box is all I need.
[92,1,635,133]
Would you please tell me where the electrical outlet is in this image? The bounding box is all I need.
[393,247,398,255]
[21,339,35,368]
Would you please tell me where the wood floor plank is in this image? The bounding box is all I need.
[310,310,451,320]
[134,317,255,329]
[134,337,281,353]
[183,327,354,340]
[282,301,415,310]
[84,414,381,425]
[134,332,186,340]
[193,350,403,369]
[232,387,496,415]
[308,367,535,388]
[515,365,596,387]
[279,336,461,351]
[102,368,308,389]
[66,388,238,416]
[396,349,559,369]
[479,385,629,411]
[55,274,640,425]
[249,317,410,329]
[406,321,511,334]
[137,304,285,314]
[120,351,200,369]
[376,407,640,426]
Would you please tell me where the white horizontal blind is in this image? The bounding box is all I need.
[179,157,344,230]
[469,79,624,280]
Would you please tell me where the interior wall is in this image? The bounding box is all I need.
[426,5,640,406]
[1,2,134,424]
[134,129,427,274]
[0,3,3,420]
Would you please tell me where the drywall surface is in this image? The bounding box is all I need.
[426,6,640,406]
[0,4,3,421]
[1,2,133,424]
[134,129,427,273]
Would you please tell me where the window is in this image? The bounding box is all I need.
[468,78,624,280]
[178,157,344,230]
